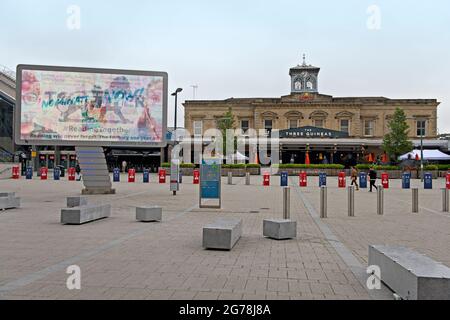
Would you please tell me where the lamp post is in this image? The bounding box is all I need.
[420,130,424,182]
[171,88,183,134]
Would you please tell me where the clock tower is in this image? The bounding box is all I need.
[289,54,320,94]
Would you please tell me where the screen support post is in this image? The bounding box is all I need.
[75,146,115,195]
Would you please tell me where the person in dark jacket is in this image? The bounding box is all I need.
[75,163,81,181]
[368,167,378,192]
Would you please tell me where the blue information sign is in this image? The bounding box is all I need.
[200,159,221,208]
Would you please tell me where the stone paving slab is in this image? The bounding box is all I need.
[2,174,446,299]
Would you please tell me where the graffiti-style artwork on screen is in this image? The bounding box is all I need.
[16,65,168,147]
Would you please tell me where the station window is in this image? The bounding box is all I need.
[289,119,298,129]
[264,119,273,134]
[241,119,249,133]
[416,120,426,136]
[314,119,324,128]
[193,120,202,136]
[364,120,374,136]
[340,119,349,134]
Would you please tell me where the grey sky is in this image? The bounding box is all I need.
[2,0,449,132]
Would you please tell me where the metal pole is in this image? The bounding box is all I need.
[283,187,290,219]
[174,93,178,131]
[420,133,424,182]
[348,186,355,217]
[442,188,449,212]
[377,185,384,215]
[245,172,250,185]
[412,188,419,213]
[320,186,327,218]
[228,171,232,185]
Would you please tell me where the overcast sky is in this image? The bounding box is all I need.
[2,0,449,132]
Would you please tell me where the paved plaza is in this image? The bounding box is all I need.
[0,174,449,300]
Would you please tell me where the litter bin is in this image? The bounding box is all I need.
[359,172,367,189]
[424,172,433,189]
[26,166,33,180]
[113,168,120,182]
[143,168,149,183]
[53,167,60,180]
[319,172,327,187]
[57,165,65,177]
[402,172,411,189]
[280,171,288,187]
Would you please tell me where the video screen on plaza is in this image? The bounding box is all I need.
[15,65,168,147]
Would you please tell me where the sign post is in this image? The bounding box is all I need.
[199,158,221,208]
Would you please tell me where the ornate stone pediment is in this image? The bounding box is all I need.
[284,111,303,119]
[309,110,328,119]
[335,111,354,118]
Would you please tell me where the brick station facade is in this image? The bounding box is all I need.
[183,57,444,166]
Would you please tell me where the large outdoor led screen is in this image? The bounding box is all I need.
[15,65,168,147]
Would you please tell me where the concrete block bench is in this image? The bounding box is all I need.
[263,219,297,240]
[203,218,242,250]
[136,206,162,222]
[369,245,450,300]
[61,204,111,225]
[67,196,88,208]
[0,192,21,210]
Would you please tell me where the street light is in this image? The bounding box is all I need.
[171,88,183,133]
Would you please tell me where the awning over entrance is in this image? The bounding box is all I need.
[399,149,450,161]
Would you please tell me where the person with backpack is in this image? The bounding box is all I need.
[350,166,359,190]
[368,166,378,192]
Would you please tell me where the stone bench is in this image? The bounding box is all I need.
[369,245,450,300]
[0,192,21,210]
[136,206,162,222]
[203,218,242,250]
[263,219,297,240]
[61,204,111,225]
[67,196,88,208]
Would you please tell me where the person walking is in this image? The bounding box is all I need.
[75,163,81,181]
[350,166,359,190]
[369,166,378,192]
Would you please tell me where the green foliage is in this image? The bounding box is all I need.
[217,107,237,156]
[245,163,261,168]
[424,165,438,170]
[382,108,414,162]
[160,162,195,168]
[436,164,450,170]
[275,164,345,169]
[355,164,400,170]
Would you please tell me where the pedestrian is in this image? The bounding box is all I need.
[368,166,378,192]
[350,166,359,190]
[122,160,127,173]
[75,163,81,181]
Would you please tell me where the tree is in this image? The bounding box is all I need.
[382,107,413,163]
[216,108,237,160]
